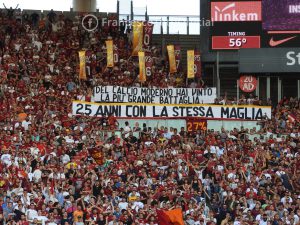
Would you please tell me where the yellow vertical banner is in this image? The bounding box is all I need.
[132,21,144,56]
[187,50,195,79]
[138,51,146,83]
[78,50,86,80]
[106,40,114,68]
[167,45,177,73]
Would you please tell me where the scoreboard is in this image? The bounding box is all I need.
[210,0,300,50]
[212,22,261,49]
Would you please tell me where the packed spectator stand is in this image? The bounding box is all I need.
[0,7,299,225]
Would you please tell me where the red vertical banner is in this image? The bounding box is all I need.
[194,50,201,78]
[145,52,153,77]
[114,44,119,64]
[143,22,154,50]
[174,45,181,71]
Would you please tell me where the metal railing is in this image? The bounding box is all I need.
[0,7,201,35]
[119,14,201,35]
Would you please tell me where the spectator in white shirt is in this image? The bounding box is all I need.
[26,203,38,221]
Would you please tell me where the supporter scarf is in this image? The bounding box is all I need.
[106,40,114,68]
[167,45,177,74]
[187,50,195,79]
[138,51,146,83]
[132,21,144,56]
[78,50,86,80]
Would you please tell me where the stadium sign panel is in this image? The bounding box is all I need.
[72,101,271,120]
[239,76,257,92]
[239,48,300,73]
[93,86,217,104]
[210,0,300,50]
[263,0,300,31]
[211,2,262,22]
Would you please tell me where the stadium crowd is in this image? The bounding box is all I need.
[0,7,299,225]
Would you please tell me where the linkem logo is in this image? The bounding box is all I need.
[211,2,262,22]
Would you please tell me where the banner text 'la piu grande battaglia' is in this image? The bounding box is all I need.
[93,86,217,104]
[73,101,271,120]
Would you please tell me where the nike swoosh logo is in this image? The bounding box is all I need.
[269,36,297,47]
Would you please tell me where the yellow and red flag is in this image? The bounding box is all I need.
[187,50,195,79]
[106,40,114,68]
[132,21,144,56]
[167,45,177,73]
[138,51,146,83]
[78,50,86,80]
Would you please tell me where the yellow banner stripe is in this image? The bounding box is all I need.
[106,40,114,68]
[138,51,146,82]
[187,50,195,79]
[78,50,86,80]
[167,45,177,73]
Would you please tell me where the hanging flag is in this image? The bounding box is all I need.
[143,22,154,49]
[88,148,104,165]
[194,50,202,78]
[288,114,296,123]
[187,50,195,79]
[145,51,153,77]
[114,44,119,64]
[106,40,114,68]
[167,45,177,73]
[138,51,146,82]
[157,208,184,225]
[132,21,144,56]
[174,45,181,71]
[157,209,172,225]
[78,50,86,80]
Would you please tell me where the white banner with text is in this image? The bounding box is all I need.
[72,101,271,120]
[93,86,217,104]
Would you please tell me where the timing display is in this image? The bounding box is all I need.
[212,36,261,49]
